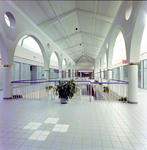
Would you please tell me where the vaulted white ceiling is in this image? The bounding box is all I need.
[13,1,122,66]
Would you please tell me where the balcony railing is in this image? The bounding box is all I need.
[11,79,128,102]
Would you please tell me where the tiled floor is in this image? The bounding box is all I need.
[0,88,147,150]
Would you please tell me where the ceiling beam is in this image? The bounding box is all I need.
[38,9,76,29]
[38,8,113,30]
[54,31,104,45]
[63,43,82,51]
[84,55,94,64]
[72,55,82,60]
[83,42,101,49]
[84,50,98,55]
[67,50,83,56]
[81,31,104,42]
[76,55,85,64]
[77,8,113,24]
[54,32,81,45]
[84,51,97,58]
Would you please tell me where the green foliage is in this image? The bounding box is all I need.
[119,97,127,101]
[45,86,53,91]
[55,80,77,100]
[13,95,23,98]
[94,80,98,82]
[103,86,109,93]
[49,86,53,90]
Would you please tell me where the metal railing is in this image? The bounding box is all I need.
[11,79,128,102]
[92,79,128,101]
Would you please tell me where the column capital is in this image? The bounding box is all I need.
[45,70,49,71]
[4,65,11,67]
[108,69,112,71]
[129,63,137,65]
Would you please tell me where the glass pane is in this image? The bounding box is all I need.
[37,66,42,79]
[144,68,147,89]
[123,65,128,81]
[120,66,123,80]
[12,62,20,81]
[41,67,45,79]
[117,67,120,80]
[138,62,141,88]
[144,59,147,68]
[22,64,31,80]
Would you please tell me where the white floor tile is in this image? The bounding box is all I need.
[0,90,147,150]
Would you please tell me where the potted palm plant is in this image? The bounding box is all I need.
[55,80,77,104]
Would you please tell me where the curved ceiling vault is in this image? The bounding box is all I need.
[13,1,122,65]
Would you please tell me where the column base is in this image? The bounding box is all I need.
[3,97,12,100]
[128,101,138,104]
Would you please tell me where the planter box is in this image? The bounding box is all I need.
[60,98,67,104]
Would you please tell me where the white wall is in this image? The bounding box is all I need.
[76,62,94,70]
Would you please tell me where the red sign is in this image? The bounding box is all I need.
[122,60,127,64]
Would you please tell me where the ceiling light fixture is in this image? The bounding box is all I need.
[75,28,78,33]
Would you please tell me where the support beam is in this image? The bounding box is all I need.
[38,8,113,30]
[84,50,98,55]
[55,31,104,45]
[81,31,104,42]
[63,43,83,51]
[38,9,76,29]
[68,50,83,56]
[84,55,94,64]
[84,51,97,58]
[72,55,82,60]
[54,32,80,45]
[76,55,85,64]
[83,42,101,49]
[77,8,113,24]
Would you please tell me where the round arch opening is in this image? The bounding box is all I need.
[112,31,126,81]
[139,20,147,88]
[50,52,59,79]
[125,1,132,20]
[4,12,16,28]
[112,32,126,67]
[14,35,45,81]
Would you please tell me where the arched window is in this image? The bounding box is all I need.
[51,52,58,62]
[112,32,126,67]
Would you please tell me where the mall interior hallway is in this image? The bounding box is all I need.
[0,88,147,150]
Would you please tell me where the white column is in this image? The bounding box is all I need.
[99,70,101,82]
[45,70,49,80]
[80,72,82,77]
[59,70,62,79]
[66,71,68,79]
[141,60,144,88]
[101,70,104,82]
[108,69,112,82]
[107,69,112,88]
[96,72,98,80]
[73,70,75,80]
[97,72,99,81]
[71,70,72,80]
[128,64,138,104]
[3,65,13,99]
